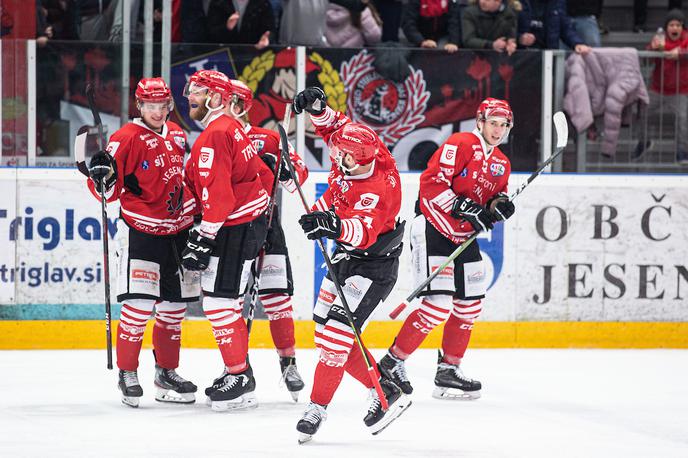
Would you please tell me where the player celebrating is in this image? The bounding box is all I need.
[292,87,410,443]
[86,77,200,408]
[218,79,308,400]
[379,98,516,400]
[181,69,269,411]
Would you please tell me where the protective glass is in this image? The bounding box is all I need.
[139,101,173,113]
[182,81,209,99]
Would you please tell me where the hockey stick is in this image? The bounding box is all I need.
[246,104,292,334]
[389,111,569,319]
[279,122,389,410]
[85,83,113,370]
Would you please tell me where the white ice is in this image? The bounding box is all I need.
[1,349,687,457]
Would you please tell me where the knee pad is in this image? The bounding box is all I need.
[260,293,293,321]
[451,299,482,323]
[314,320,354,368]
[120,298,156,334]
[155,301,186,331]
[417,294,453,329]
[203,296,242,327]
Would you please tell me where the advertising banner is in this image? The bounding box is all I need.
[1,170,687,323]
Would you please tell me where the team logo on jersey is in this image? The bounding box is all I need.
[166,185,183,215]
[145,137,159,149]
[354,192,379,210]
[341,50,430,145]
[252,139,265,152]
[199,147,214,169]
[173,135,185,149]
[490,163,505,177]
[142,160,149,170]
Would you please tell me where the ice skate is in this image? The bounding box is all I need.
[209,366,257,412]
[364,378,412,435]
[118,370,143,408]
[432,362,482,400]
[154,365,197,404]
[296,402,327,444]
[378,352,413,394]
[204,368,230,406]
[279,356,305,402]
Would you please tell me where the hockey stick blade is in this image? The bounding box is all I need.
[553,111,568,150]
[74,125,90,177]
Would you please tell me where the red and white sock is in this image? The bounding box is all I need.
[441,299,482,364]
[203,296,248,374]
[152,301,186,369]
[260,293,296,357]
[310,320,355,406]
[116,299,155,371]
[391,295,452,360]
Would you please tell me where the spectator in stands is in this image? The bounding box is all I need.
[42,0,80,40]
[75,0,116,41]
[326,1,383,47]
[279,0,366,46]
[567,0,602,47]
[402,0,462,53]
[634,0,683,33]
[517,0,591,54]
[180,0,209,43]
[207,0,274,49]
[462,0,518,55]
[634,9,688,164]
[370,0,403,41]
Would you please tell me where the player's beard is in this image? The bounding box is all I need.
[189,100,209,121]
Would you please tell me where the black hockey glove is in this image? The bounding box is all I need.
[123,173,143,196]
[487,193,515,221]
[260,153,292,182]
[88,150,117,192]
[181,229,216,271]
[450,196,496,233]
[299,209,341,240]
[293,87,326,116]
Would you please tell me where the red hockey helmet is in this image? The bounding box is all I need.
[135,77,173,110]
[183,69,232,106]
[329,123,379,173]
[228,79,253,118]
[476,98,513,127]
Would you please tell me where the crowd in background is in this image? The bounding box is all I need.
[26,1,683,53]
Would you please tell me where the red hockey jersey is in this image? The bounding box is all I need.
[87,119,191,236]
[244,124,309,194]
[310,107,401,250]
[419,129,511,245]
[184,112,269,239]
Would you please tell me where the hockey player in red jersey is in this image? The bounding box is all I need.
[180,69,270,411]
[86,77,200,408]
[378,98,516,400]
[216,79,309,400]
[291,87,410,443]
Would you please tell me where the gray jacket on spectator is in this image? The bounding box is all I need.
[564,48,649,157]
[461,3,517,49]
[326,4,382,48]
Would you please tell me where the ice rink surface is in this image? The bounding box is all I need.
[1,348,687,457]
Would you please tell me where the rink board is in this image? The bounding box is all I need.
[1,169,687,348]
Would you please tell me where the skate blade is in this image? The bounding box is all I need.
[121,395,140,408]
[155,388,196,404]
[297,433,313,445]
[370,396,413,435]
[205,396,212,407]
[289,390,300,403]
[432,386,481,400]
[211,392,258,412]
